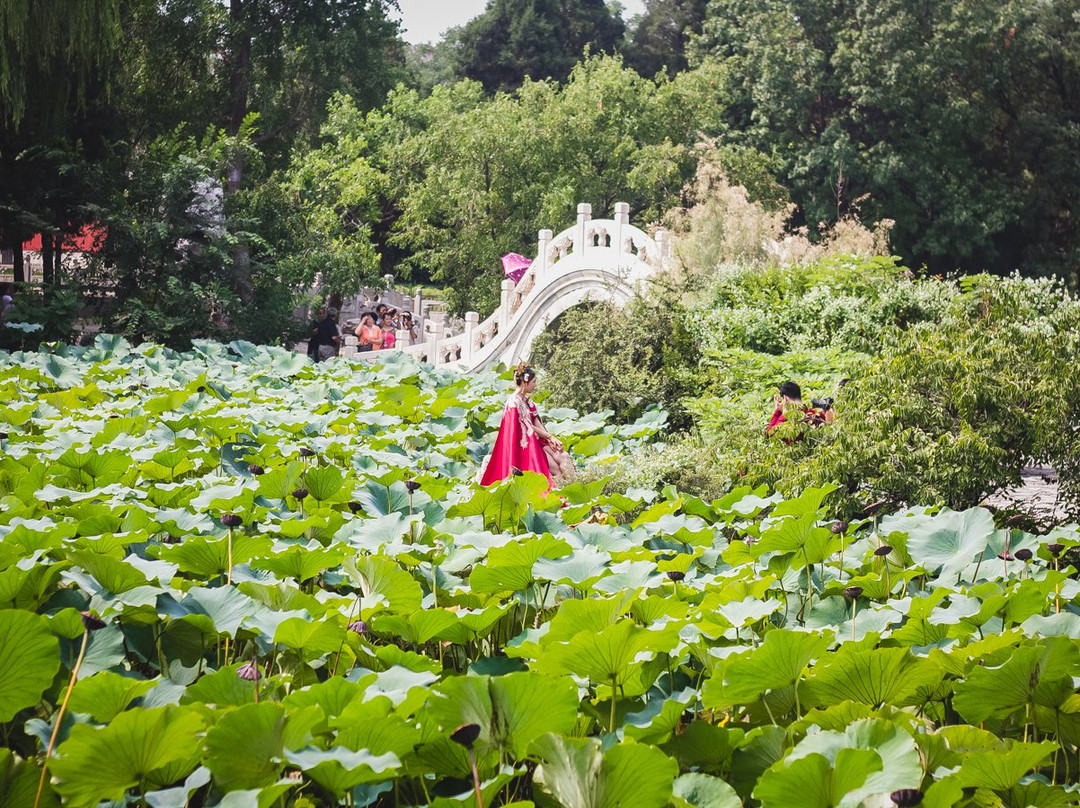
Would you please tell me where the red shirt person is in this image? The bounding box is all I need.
[767,381,833,441]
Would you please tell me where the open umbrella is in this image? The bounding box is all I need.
[501,253,532,284]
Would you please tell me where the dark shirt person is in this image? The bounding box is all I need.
[307,306,327,360]
[767,380,833,440]
[313,307,340,362]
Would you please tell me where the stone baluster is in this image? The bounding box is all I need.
[614,201,629,263]
[462,311,479,363]
[499,278,515,332]
[574,203,591,255]
[427,320,444,366]
[536,228,552,285]
[413,287,423,318]
[655,229,669,263]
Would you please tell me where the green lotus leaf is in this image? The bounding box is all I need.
[40,353,83,389]
[143,766,212,808]
[532,546,610,590]
[159,533,274,579]
[250,544,345,583]
[354,480,412,516]
[888,506,995,579]
[672,773,742,808]
[341,556,423,617]
[333,697,423,759]
[283,675,363,722]
[49,705,205,804]
[703,629,832,709]
[623,689,695,745]
[661,720,744,773]
[283,747,400,796]
[754,748,882,808]
[160,585,268,636]
[256,463,305,500]
[304,465,345,503]
[0,747,56,808]
[541,592,638,645]
[804,645,942,709]
[204,702,288,791]
[955,740,1058,790]
[428,672,579,761]
[531,735,677,808]
[469,533,572,595]
[572,432,613,457]
[785,718,922,804]
[273,617,345,661]
[66,550,152,595]
[181,667,256,707]
[953,638,1080,725]
[372,609,470,645]
[533,619,656,696]
[353,664,438,711]
[0,609,60,722]
[728,725,788,798]
[67,670,155,722]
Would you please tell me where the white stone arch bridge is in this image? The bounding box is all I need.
[343,202,669,371]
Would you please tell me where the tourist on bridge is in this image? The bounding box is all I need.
[480,362,573,490]
[354,313,382,352]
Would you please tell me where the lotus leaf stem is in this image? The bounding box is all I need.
[35,630,89,808]
[467,747,484,808]
[851,599,857,642]
[610,674,618,733]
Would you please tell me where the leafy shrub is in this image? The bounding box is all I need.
[685,270,1080,519]
[530,293,701,429]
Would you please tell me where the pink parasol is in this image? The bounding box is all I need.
[500,252,532,284]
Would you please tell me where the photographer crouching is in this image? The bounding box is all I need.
[766,380,836,442]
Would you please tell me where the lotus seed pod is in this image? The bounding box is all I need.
[450,723,481,749]
[222,513,243,528]
[843,586,863,599]
[404,480,421,493]
[830,520,848,534]
[890,790,923,807]
[347,501,363,514]
[299,448,315,458]
[80,611,106,631]
[247,464,266,476]
[1014,548,1033,561]
[666,570,686,582]
[998,551,1014,561]
[874,545,893,557]
[292,488,309,500]
[1047,543,1065,557]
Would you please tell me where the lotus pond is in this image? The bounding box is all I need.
[1,336,1080,808]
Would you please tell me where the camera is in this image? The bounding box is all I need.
[811,396,834,411]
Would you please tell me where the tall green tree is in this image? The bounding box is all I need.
[623,0,708,78]
[689,0,1080,280]
[0,0,122,282]
[452,0,625,94]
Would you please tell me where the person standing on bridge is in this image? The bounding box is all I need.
[480,362,573,490]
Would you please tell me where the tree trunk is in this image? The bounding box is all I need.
[42,233,54,286]
[226,0,253,303]
[12,241,24,285]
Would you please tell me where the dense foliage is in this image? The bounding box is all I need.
[4,0,1078,346]
[541,254,1080,522]
[2,342,1080,806]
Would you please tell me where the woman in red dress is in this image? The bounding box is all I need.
[480,363,566,489]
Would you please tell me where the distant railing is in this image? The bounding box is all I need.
[340,201,669,369]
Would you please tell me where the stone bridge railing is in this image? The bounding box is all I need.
[340,202,669,370]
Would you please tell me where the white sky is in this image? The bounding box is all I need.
[395,0,648,45]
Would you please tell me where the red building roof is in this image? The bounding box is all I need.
[22,224,106,253]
